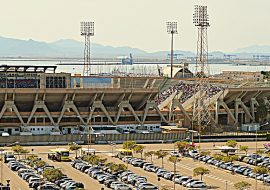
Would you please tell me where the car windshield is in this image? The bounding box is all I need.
[62,152,69,156]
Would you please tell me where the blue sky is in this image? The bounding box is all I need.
[0,0,269,52]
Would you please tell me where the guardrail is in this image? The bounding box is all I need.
[0,133,187,146]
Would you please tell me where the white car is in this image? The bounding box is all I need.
[186,181,207,188]
[170,151,180,157]
[110,182,123,189]
[189,150,199,157]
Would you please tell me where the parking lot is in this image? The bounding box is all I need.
[2,141,270,190]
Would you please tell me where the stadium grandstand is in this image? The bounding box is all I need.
[0,65,269,135]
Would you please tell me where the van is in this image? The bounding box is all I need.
[1,132,9,137]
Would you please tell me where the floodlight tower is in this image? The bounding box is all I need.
[166,22,178,78]
[80,21,94,76]
[192,5,212,137]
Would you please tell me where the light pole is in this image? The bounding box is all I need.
[80,21,94,76]
[87,119,92,164]
[157,177,160,190]
[110,142,115,156]
[255,125,258,190]
[255,122,269,190]
[166,21,178,78]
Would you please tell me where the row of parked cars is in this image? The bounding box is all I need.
[7,159,59,190]
[239,154,270,168]
[118,156,207,189]
[6,157,84,190]
[72,159,131,190]
[193,154,270,184]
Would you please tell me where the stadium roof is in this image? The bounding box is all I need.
[0,65,57,73]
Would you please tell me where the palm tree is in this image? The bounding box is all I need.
[69,143,82,158]
[133,145,145,159]
[123,141,137,150]
[155,150,169,168]
[168,156,181,190]
[193,167,210,181]
[144,151,155,163]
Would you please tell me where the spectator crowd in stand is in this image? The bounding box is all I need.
[155,81,223,105]
[0,78,38,88]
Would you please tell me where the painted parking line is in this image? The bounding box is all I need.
[176,163,235,186]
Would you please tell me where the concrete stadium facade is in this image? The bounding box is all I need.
[0,66,269,134]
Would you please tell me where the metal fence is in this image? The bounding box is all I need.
[0,133,187,146]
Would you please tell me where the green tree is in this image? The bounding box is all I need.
[226,140,237,148]
[212,154,223,161]
[21,149,30,159]
[256,150,264,155]
[155,150,169,168]
[253,167,269,183]
[257,101,268,124]
[234,181,251,190]
[240,146,249,155]
[123,141,137,150]
[168,156,181,190]
[193,167,210,181]
[43,168,63,182]
[12,145,25,160]
[69,143,82,158]
[175,141,189,153]
[31,160,47,168]
[82,154,107,165]
[222,155,238,163]
[117,164,127,172]
[133,145,145,159]
[200,151,211,156]
[106,163,127,173]
[27,154,38,161]
[144,151,155,163]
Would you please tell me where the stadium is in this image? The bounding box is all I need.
[0,64,268,136]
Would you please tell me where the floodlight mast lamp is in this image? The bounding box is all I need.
[80,21,94,76]
[166,22,178,78]
[192,5,211,145]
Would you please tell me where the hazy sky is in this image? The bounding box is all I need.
[0,0,269,52]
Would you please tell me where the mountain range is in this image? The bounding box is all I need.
[0,36,269,58]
